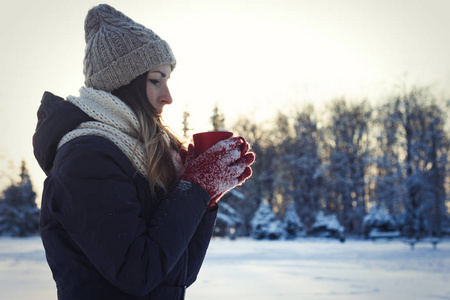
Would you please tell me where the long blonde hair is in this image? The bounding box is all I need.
[112,72,183,198]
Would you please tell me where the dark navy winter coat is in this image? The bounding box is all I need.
[33,92,217,299]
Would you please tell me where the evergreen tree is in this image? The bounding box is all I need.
[251,200,283,240]
[181,110,192,138]
[362,205,397,237]
[0,161,39,237]
[214,199,245,238]
[283,202,304,239]
[309,211,345,241]
[211,104,225,131]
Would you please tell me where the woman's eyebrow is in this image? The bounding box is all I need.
[150,71,166,78]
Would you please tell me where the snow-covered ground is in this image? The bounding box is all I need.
[0,237,449,300]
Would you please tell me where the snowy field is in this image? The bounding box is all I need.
[0,237,449,300]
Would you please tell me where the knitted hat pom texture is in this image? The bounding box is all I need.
[83,4,176,92]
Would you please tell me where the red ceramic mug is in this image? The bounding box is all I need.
[193,131,249,156]
[193,131,234,155]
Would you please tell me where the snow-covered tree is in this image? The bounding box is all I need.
[309,211,345,241]
[0,161,39,237]
[271,107,324,229]
[283,203,304,239]
[251,200,283,240]
[232,117,275,234]
[362,205,397,237]
[214,201,245,238]
[323,99,372,234]
[376,88,449,238]
[372,103,404,219]
[218,189,251,236]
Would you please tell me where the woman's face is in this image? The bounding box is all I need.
[146,64,173,114]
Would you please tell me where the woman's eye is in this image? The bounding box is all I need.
[149,79,159,85]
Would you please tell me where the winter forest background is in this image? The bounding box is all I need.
[0,86,449,242]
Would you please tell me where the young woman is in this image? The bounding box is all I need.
[33,4,255,299]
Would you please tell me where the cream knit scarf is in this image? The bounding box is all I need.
[58,87,149,177]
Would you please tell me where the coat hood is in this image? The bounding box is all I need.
[32,92,94,175]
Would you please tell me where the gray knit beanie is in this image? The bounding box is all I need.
[83,4,176,92]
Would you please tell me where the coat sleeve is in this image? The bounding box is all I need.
[49,137,210,297]
[186,207,217,286]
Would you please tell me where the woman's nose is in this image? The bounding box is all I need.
[160,84,173,105]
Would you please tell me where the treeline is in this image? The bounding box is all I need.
[210,86,449,238]
[1,86,448,239]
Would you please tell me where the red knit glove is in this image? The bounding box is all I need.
[180,137,255,209]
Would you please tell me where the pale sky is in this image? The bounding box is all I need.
[1,0,450,202]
